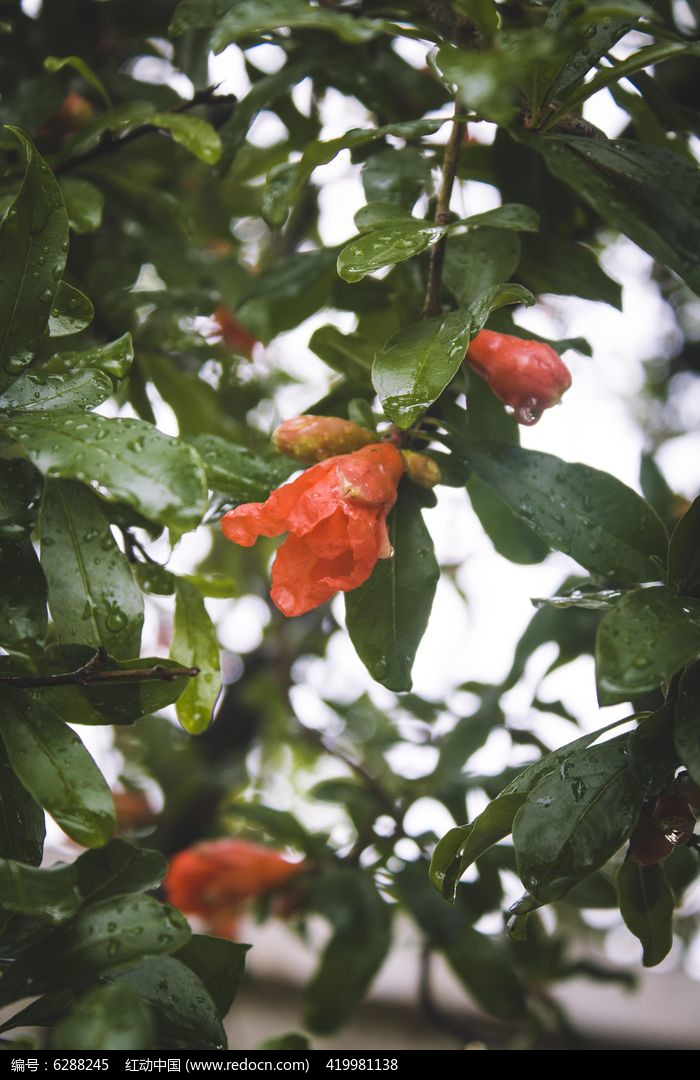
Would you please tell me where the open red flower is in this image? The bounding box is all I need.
[164,839,306,938]
[221,442,405,617]
[466,330,572,425]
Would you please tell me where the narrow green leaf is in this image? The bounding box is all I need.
[462,204,539,231]
[40,480,143,660]
[59,178,104,235]
[0,895,190,1006]
[52,983,154,1052]
[0,538,47,657]
[675,662,700,785]
[1,411,208,532]
[465,443,668,583]
[0,858,80,919]
[668,495,700,594]
[337,222,445,283]
[345,484,439,692]
[48,281,93,337]
[44,55,111,107]
[172,579,220,734]
[187,433,294,502]
[0,743,45,865]
[373,310,472,428]
[45,333,134,379]
[0,459,42,542]
[513,734,643,902]
[148,112,221,164]
[110,956,226,1050]
[617,858,674,968]
[176,936,249,1018]
[0,370,112,413]
[0,687,115,847]
[0,128,68,384]
[521,133,700,296]
[596,587,700,703]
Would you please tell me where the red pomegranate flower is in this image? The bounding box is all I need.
[466,330,572,425]
[164,839,306,938]
[221,442,405,617]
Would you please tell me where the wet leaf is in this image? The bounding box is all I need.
[176,935,248,1018]
[45,333,134,380]
[668,495,700,594]
[48,281,93,337]
[59,178,104,235]
[337,222,445,283]
[0,459,42,542]
[172,579,220,734]
[617,858,674,968]
[0,538,47,657]
[0,743,45,865]
[0,370,112,413]
[52,983,154,1052]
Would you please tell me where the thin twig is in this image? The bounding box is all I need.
[1,647,199,689]
[56,85,237,175]
[422,108,466,319]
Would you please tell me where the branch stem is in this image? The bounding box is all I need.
[422,108,465,319]
[0,648,199,689]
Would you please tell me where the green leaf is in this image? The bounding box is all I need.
[0,370,112,413]
[0,895,190,1006]
[257,1033,310,1051]
[1,411,208,532]
[362,147,434,209]
[462,204,539,231]
[110,957,226,1050]
[518,235,622,308]
[44,55,111,107]
[373,309,472,428]
[75,840,167,905]
[337,222,445,284]
[204,0,396,51]
[465,443,668,583]
[0,687,115,847]
[0,459,42,542]
[0,858,80,919]
[513,734,643,903]
[58,178,104,235]
[304,869,391,1035]
[172,579,220,734]
[308,325,374,383]
[345,483,439,692]
[45,333,134,380]
[521,134,700,296]
[48,281,94,337]
[0,128,68,384]
[616,858,674,968]
[628,702,678,795]
[668,495,700,594]
[176,935,248,1018]
[0,743,45,865]
[443,229,521,307]
[468,473,549,564]
[596,587,700,703]
[453,0,499,37]
[0,538,47,657]
[430,715,636,900]
[52,983,154,1052]
[40,480,143,660]
[354,203,415,231]
[187,434,293,502]
[675,662,700,785]
[148,112,221,165]
[434,43,521,124]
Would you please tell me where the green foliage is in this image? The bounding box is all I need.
[0,0,698,1053]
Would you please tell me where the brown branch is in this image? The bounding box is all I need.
[0,647,199,689]
[56,85,237,176]
[422,108,466,319]
[416,1,481,48]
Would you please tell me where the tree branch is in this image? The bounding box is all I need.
[0,647,199,689]
[422,108,466,319]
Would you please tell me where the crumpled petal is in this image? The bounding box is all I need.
[222,442,405,615]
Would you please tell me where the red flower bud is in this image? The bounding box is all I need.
[401,450,441,489]
[222,443,405,617]
[210,304,259,356]
[466,330,572,425]
[652,793,696,846]
[628,806,674,866]
[273,415,377,464]
[164,839,306,939]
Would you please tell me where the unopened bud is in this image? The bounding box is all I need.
[401,450,441,488]
[466,330,572,425]
[273,415,377,464]
[652,793,696,846]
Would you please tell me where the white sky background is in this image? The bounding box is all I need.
[24,2,699,982]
